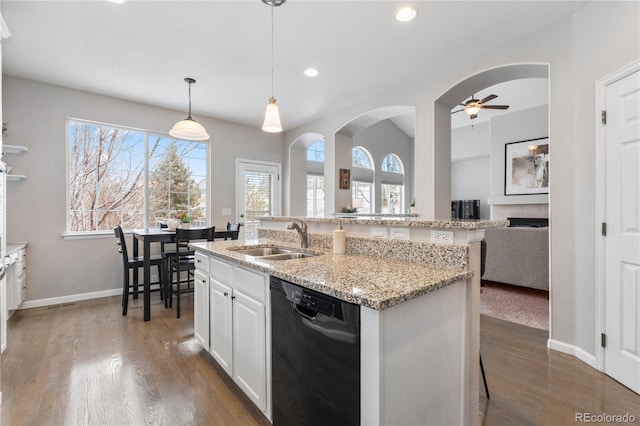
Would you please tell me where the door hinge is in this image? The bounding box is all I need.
[601,110,607,125]
[601,222,607,236]
[601,333,607,348]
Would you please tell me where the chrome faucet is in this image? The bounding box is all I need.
[287,219,308,248]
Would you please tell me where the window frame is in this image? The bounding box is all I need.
[65,117,210,237]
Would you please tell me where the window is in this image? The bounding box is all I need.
[307,140,325,162]
[351,146,374,213]
[380,154,404,214]
[381,153,403,173]
[67,119,208,232]
[307,175,325,217]
[307,140,325,217]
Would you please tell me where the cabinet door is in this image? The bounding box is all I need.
[194,270,210,350]
[210,278,233,376]
[233,290,266,412]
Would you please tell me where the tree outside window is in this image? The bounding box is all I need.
[68,120,208,232]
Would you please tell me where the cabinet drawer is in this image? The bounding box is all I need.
[194,251,210,274]
[211,257,232,285]
[233,266,267,303]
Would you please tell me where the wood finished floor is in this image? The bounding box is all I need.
[1,294,639,425]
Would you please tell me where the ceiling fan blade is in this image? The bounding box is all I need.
[482,105,510,110]
[451,109,465,114]
[480,94,498,104]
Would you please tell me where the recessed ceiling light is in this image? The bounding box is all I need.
[108,0,126,3]
[396,6,417,22]
[304,68,319,77]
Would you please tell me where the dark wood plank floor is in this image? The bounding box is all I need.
[1,295,270,426]
[480,315,640,425]
[2,295,638,425]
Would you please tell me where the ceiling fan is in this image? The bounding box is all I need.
[451,94,509,119]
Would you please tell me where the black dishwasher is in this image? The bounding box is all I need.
[270,276,360,426]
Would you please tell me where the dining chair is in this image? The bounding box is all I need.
[113,225,165,316]
[165,226,215,318]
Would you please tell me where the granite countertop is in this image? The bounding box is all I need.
[258,215,508,229]
[189,240,473,310]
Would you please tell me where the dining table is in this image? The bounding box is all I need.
[131,228,176,321]
[131,227,239,321]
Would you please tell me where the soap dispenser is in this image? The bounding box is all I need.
[333,221,346,254]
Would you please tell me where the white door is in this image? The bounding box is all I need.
[233,290,267,412]
[193,270,210,350]
[236,159,281,225]
[604,69,640,394]
[210,278,233,376]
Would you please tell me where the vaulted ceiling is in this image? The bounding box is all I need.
[1,1,584,131]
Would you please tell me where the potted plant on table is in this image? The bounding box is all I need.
[176,212,193,229]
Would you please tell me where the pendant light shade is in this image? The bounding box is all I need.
[261,0,285,133]
[170,77,210,141]
[262,97,282,133]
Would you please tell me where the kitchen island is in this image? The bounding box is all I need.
[190,218,505,425]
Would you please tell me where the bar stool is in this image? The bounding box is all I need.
[113,225,165,316]
[165,226,215,318]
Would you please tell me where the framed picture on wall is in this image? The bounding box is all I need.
[339,168,351,190]
[504,137,549,195]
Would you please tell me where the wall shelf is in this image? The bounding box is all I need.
[3,145,29,155]
[6,175,26,182]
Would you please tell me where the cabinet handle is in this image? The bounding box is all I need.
[223,292,228,297]
[231,295,236,300]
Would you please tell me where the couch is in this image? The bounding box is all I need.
[482,226,549,291]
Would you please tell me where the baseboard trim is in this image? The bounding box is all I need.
[548,338,597,369]
[19,288,122,310]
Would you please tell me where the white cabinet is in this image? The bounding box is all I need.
[193,269,210,350]
[233,289,267,412]
[195,252,271,420]
[209,277,233,376]
[5,246,26,311]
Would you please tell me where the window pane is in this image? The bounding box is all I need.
[68,120,208,232]
[245,171,273,221]
[352,181,372,213]
[382,154,403,173]
[306,175,325,217]
[307,140,325,162]
[352,147,372,169]
[381,184,404,214]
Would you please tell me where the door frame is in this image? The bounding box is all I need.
[235,158,282,223]
[594,59,640,372]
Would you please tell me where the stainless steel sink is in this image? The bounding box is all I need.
[228,245,319,260]
[257,252,316,261]
[231,247,294,256]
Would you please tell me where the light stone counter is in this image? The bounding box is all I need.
[189,239,472,310]
[258,215,508,229]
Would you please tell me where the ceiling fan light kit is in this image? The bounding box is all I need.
[169,77,210,141]
[451,93,509,121]
[261,0,286,133]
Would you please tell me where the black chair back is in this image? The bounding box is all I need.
[226,222,243,232]
[174,226,215,253]
[114,225,129,264]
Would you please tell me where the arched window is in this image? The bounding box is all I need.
[307,139,325,217]
[381,153,403,173]
[351,147,374,213]
[381,153,404,214]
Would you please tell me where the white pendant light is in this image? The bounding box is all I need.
[170,77,210,141]
[261,0,285,133]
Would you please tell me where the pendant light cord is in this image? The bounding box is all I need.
[270,1,275,100]
[187,80,193,119]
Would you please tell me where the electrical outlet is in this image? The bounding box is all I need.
[221,208,232,216]
[371,227,387,238]
[390,228,410,240]
[431,230,454,244]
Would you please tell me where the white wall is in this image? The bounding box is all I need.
[282,2,639,360]
[2,76,282,303]
[451,122,491,219]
